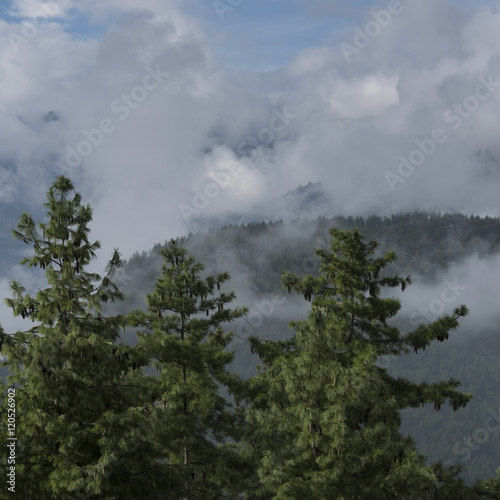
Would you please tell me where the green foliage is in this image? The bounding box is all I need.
[475,468,500,497]
[1,179,499,498]
[245,228,480,499]
[0,177,154,499]
[109,214,500,489]
[127,239,250,498]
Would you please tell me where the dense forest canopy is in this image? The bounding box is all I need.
[113,211,500,486]
[1,178,500,498]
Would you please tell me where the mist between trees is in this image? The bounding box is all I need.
[1,178,500,498]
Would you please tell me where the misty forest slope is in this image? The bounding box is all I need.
[110,212,500,485]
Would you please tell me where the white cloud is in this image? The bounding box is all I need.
[9,0,74,19]
[320,72,399,119]
[0,0,499,265]
[397,253,500,337]
[0,267,43,335]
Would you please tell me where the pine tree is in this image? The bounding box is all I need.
[246,227,479,499]
[0,176,156,499]
[475,469,500,498]
[127,239,249,499]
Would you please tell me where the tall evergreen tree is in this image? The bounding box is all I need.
[0,176,156,499]
[127,239,249,499]
[245,227,478,499]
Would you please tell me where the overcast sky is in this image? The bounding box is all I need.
[0,0,499,339]
[1,0,500,265]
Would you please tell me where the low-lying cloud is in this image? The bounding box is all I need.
[0,0,499,266]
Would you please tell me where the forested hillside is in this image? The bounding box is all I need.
[2,183,500,496]
[4,0,500,497]
[112,212,500,485]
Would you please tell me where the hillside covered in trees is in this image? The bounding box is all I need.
[115,212,500,486]
[1,177,500,498]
